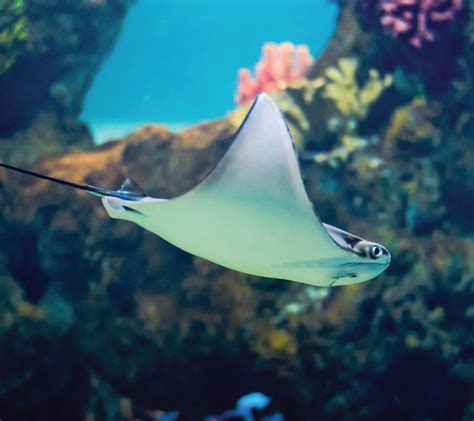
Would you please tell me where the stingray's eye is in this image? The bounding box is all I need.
[370,245,382,259]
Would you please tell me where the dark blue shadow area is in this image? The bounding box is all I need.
[81,0,338,140]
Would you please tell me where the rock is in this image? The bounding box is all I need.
[0,110,93,166]
[0,0,134,143]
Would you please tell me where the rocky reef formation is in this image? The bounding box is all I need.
[0,0,134,164]
[0,1,473,420]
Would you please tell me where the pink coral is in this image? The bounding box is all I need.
[380,0,463,47]
[234,42,314,105]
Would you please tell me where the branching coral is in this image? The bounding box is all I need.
[385,97,442,149]
[234,42,314,105]
[323,57,393,120]
[309,58,392,166]
[312,135,368,166]
[379,0,463,47]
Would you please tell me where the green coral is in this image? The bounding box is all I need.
[0,0,28,74]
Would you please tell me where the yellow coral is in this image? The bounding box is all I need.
[323,58,392,119]
[287,76,325,103]
[405,334,420,349]
[313,134,367,167]
[254,326,297,359]
[385,97,441,147]
[268,329,297,354]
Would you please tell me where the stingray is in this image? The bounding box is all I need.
[0,93,390,286]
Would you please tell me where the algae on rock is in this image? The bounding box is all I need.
[0,0,28,74]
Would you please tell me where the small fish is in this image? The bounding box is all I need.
[0,94,390,286]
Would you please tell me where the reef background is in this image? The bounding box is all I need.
[0,0,473,420]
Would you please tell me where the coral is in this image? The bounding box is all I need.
[312,134,368,167]
[323,57,393,120]
[385,97,442,150]
[234,42,314,105]
[303,58,392,167]
[379,0,463,47]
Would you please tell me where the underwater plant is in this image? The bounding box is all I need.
[234,42,314,105]
[379,0,463,47]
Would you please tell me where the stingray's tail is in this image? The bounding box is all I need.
[0,162,147,201]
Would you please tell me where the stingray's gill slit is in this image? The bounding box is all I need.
[0,93,391,287]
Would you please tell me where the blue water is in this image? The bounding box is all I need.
[81,0,338,142]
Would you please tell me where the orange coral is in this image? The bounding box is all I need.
[234,42,314,105]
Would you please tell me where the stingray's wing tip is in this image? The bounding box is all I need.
[246,93,282,124]
[254,92,276,108]
[255,92,271,101]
